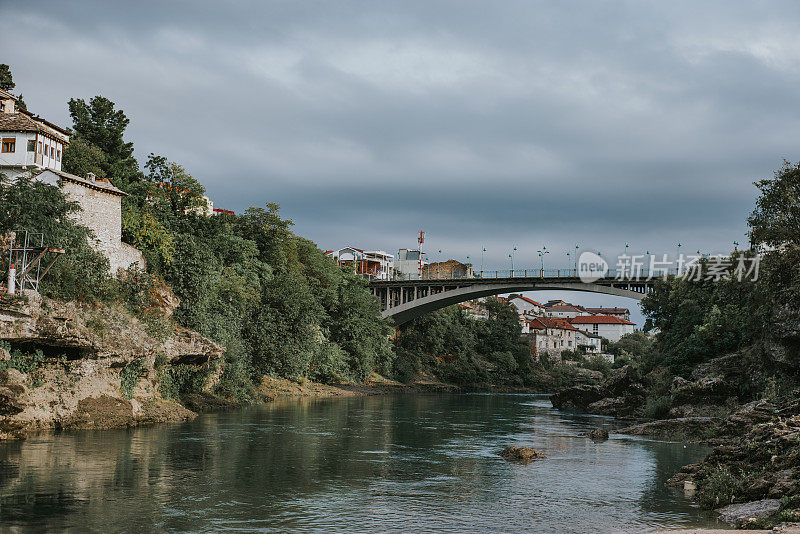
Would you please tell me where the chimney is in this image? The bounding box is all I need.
[87,172,96,182]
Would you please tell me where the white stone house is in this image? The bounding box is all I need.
[528,316,578,359]
[507,295,545,319]
[569,315,635,342]
[544,301,592,319]
[38,169,145,273]
[0,89,69,181]
[575,329,603,354]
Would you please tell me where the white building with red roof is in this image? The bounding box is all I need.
[528,316,578,358]
[506,294,545,319]
[569,315,635,342]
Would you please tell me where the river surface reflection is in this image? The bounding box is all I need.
[0,394,727,532]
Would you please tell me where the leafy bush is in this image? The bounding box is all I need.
[696,466,747,509]
[158,364,209,400]
[0,347,46,386]
[582,354,612,375]
[119,359,145,399]
[393,299,530,387]
[642,395,672,419]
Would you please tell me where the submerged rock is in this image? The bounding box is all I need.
[498,446,546,463]
[587,428,609,441]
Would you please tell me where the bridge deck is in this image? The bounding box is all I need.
[368,275,657,325]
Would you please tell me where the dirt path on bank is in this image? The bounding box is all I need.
[256,372,458,401]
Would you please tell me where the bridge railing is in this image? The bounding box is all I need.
[389,268,675,281]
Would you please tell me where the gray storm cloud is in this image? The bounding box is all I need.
[3,0,799,292]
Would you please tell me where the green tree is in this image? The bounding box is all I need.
[0,64,14,91]
[66,96,140,183]
[748,160,800,248]
[61,137,108,179]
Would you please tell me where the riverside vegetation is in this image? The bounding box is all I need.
[2,67,800,526]
[0,66,553,439]
[548,161,800,527]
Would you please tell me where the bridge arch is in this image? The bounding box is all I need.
[369,279,649,326]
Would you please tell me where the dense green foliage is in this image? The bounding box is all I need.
[4,87,394,399]
[69,99,393,394]
[394,298,534,388]
[637,160,800,403]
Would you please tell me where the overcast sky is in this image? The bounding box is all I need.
[4,1,799,323]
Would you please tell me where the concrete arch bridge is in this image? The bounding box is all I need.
[368,272,655,326]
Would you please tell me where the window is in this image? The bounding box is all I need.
[57,150,61,161]
[50,146,54,158]
[38,141,42,153]
[27,140,35,152]
[593,324,599,334]
[1,138,15,153]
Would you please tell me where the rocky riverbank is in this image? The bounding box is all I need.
[0,291,464,441]
[0,291,223,440]
[549,357,800,529]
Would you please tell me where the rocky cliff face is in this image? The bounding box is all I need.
[0,291,223,440]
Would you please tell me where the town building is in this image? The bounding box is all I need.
[325,247,394,280]
[0,89,69,181]
[507,294,545,318]
[459,300,489,320]
[585,307,631,321]
[421,259,473,279]
[395,248,428,279]
[544,301,592,319]
[569,315,635,342]
[38,170,145,273]
[528,317,578,359]
[575,329,603,354]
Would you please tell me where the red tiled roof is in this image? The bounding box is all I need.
[528,317,578,331]
[570,315,635,325]
[509,295,543,307]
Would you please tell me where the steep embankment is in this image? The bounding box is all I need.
[0,291,223,440]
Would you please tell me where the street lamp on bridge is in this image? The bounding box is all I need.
[509,246,517,273]
[537,249,550,272]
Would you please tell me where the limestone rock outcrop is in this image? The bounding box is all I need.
[0,292,223,440]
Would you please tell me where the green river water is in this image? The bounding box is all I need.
[0,394,730,532]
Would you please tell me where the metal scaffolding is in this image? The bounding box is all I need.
[5,230,65,295]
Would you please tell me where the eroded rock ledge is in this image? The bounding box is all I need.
[0,291,223,440]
